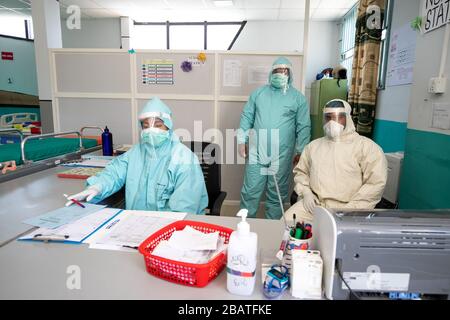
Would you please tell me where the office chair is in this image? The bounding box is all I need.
[183,141,227,216]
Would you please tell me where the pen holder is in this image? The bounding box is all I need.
[282,235,312,275]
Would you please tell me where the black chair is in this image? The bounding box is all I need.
[290,190,396,209]
[183,141,227,216]
[290,190,299,206]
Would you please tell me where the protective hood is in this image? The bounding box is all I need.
[268,56,294,87]
[139,97,173,131]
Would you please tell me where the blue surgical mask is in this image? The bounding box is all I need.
[271,73,289,89]
[141,127,170,147]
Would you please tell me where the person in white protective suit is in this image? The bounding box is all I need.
[284,99,388,223]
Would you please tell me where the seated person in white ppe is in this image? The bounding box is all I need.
[284,99,388,223]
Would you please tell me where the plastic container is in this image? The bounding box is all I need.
[283,235,313,274]
[138,220,233,288]
[101,126,113,156]
[227,209,258,296]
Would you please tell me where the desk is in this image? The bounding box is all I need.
[0,166,87,246]
[0,214,284,299]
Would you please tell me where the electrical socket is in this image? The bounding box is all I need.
[429,77,447,94]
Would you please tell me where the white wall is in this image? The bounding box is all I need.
[232,20,340,96]
[376,0,421,123]
[408,22,450,134]
[61,18,121,48]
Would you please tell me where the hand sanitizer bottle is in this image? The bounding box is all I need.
[227,209,258,296]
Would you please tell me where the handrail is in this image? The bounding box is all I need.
[80,126,104,137]
[21,131,83,164]
[0,128,24,143]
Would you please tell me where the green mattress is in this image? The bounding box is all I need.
[0,138,98,165]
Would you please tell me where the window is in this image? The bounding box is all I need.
[377,0,394,89]
[132,21,245,50]
[339,4,358,82]
[207,24,241,50]
[133,25,166,49]
[170,25,204,50]
[0,17,26,38]
[0,16,33,40]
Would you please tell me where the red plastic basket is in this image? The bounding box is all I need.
[138,220,234,288]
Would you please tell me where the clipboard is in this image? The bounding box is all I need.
[19,208,124,244]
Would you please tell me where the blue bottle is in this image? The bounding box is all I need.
[102,126,113,156]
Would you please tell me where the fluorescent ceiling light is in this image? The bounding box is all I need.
[213,0,234,8]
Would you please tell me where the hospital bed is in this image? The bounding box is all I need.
[0,126,103,183]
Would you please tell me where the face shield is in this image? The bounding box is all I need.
[272,67,289,76]
[138,112,171,147]
[140,117,167,131]
[323,100,347,139]
[270,65,290,93]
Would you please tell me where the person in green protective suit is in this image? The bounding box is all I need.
[66,97,208,214]
[238,57,311,219]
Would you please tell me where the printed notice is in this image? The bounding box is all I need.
[223,59,242,87]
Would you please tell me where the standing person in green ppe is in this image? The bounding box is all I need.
[238,57,311,219]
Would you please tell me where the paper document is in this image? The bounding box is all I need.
[223,60,242,87]
[431,103,450,130]
[23,203,107,229]
[248,66,270,84]
[19,208,122,243]
[85,210,187,251]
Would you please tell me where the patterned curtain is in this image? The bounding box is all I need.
[348,0,386,137]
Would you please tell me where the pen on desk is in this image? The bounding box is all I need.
[122,245,138,250]
[33,234,69,242]
[63,194,85,208]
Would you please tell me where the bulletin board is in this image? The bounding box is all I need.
[54,52,131,93]
[136,52,215,95]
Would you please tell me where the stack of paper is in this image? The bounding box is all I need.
[84,210,187,252]
[23,204,107,229]
[20,208,122,243]
[152,226,227,264]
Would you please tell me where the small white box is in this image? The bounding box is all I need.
[291,250,323,299]
[429,77,447,94]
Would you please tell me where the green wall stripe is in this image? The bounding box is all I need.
[373,119,407,152]
[399,129,450,209]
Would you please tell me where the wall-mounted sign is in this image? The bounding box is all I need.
[1,52,13,60]
[423,0,450,33]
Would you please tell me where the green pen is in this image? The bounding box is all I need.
[294,228,303,240]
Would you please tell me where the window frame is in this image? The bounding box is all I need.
[339,3,358,82]
[0,17,34,41]
[133,20,247,50]
[377,0,394,90]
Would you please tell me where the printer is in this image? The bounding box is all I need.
[312,207,450,300]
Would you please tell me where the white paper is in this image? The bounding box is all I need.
[152,235,226,264]
[223,60,242,87]
[20,208,122,243]
[85,210,187,251]
[386,23,417,87]
[342,272,410,292]
[431,103,450,130]
[422,0,450,33]
[248,66,270,84]
[23,203,107,229]
[167,226,219,251]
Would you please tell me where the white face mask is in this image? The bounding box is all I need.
[324,120,344,139]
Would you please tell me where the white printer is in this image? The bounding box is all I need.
[313,207,450,300]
